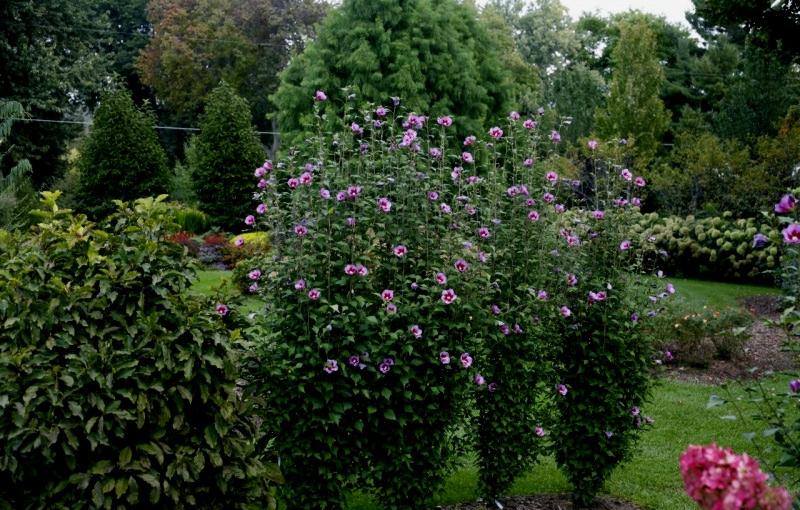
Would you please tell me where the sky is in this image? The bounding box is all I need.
[559,0,696,27]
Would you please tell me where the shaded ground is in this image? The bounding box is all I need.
[439,495,642,510]
[663,295,797,384]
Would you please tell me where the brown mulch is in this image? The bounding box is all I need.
[663,295,797,384]
[438,494,642,510]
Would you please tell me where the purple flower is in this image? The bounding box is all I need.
[537,290,549,301]
[631,313,639,322]
[560,306,572,318]
[463,135,477,146]
[634,176,646,188]
[631,406,640,416]
[543,192,555,203]
[410,282,419,290]
[299,172,313,186]
[234,237,245,247]
[441,288,457,304]
[346,217,356,227]
[313,90,327,102]
[323,359,338,373]
[550,130,561,143]
[665,350,674,362]
[440,203,452,214]
[393,245,408,257]
[498,322,510,336]
[356,264,368,277]
[621,168,633,181]
[523,119,537,129]
[605,431,614,439]
[429,147,442,159]
[401,129,417,147]
[437,115,453,127]
[546,171,558,183]
[775,194,797,214]
[344,264,357,276]
[478,227,491,238]
[752,233,769,249]
[435,272,448,285]
[451,167,462,180]
[554,204,566,214]
[509,111,520,121]
[491,304,501,315]
[244,215,256,226]
[411,325,423,339]
[248,283,258,293]
[377,197,393,213]
[666,283,676,294]
[294,279,306,290]
[460,352,473,368]
[256,203,267,215]
[790,380,800,393]
[488,126,503,139]
[557,384,568,396]
[523,158,534,167]
[620,240,631,251]
[454,259,469,272]
[488,382,498,393]
[308,288,321,301]
[566,273,578,286]
[474,374,486,385]
[248,269,262,281]
[783,224,800,244]
[588,139,598,150]
[513,323,523,334]
[527,210,540,222]
[287,177,300,189]
[588,290,607,303]
[336,191,346,201]
[294,225,308,237]
[257,179,267,189]
[383,357,395,367]
[381,289,394,302]
[386,303,397,314]
[376,106,388,117]
[462,151,474,163]
[592,210,605,220]
[349,355,360,367]
[440,351,451,364]
[216,303,229,316]
[347,185,362,199]
[350,122,363,136]
[631,197,642,208]
[535,427,546,437]
[427,191,439,201]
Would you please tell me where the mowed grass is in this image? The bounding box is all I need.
[190,270,792,509]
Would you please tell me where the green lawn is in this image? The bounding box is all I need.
[190,271,793,509]
[190,269,261,313]
[669,277,781,310]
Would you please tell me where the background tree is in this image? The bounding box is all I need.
[595,16,670,164]
[273,0,513,144]
[75,90,169,218]
[188,82,265,231]
[0,0,113,187]
[546,64,606,142]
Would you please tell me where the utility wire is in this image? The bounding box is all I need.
[16,117,279,136]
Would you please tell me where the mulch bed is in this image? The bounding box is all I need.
[438,494,642,510]
[662,295,797,384]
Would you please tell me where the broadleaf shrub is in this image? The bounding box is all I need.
[244,96,670,508]
[0,193,279,509]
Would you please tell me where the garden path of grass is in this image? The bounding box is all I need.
[190,270,794,509]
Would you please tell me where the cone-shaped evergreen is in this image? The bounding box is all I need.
[189,82,266,231]
[76,90,168,218]
[273,0,513,144]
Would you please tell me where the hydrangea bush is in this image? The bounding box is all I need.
[245,95,671,508]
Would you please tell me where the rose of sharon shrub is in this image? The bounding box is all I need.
[0,193,279,509]
[680,444,791,510]
[244,96,666,507]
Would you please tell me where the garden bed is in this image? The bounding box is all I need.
[439,494,642,510]
[663,295,796,384]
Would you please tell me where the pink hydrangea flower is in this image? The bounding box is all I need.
[308,288,321,301]
[441,288,457,304]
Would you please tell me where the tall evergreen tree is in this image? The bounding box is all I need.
[188,82,265,231]
[595,17,670,163]
[76,90,168,218]
[273,0,513,144]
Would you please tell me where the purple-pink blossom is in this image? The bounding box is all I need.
[393,245,408,257]
[256,203,267,215]
[489,126,503,139]
[546,171,558,182]
[783,224,800,244]
[478,227,491,238]
[454,258,470,272]
[294,225,308,237]
[460,352,473,368]
[557,384,568,396]
[287,177,299,189]
[621,168,633,181]
[588,139,598,150]
[550,130,561,142]
[294,279,306,290]
[440,351,451,364]
[377,197,392,212]
[775,194,796,214]
[435,272,448,285]
[244,215,255,226]
[462,151,474,163]
[619,240,631,251]
[308,288,321,301]
[381,289,394,302]
[528,210,540,222]
[248,269,261,281]
[441,288,457,304]
[323,359,338,373]
[523,118,537,129]
[314,90,327,102]
[560,306,572,318]
[437,115,453,126]
[411,325,423,338]
[216,303,229,316]
[474,374,486,385]
[634,176,646,187]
